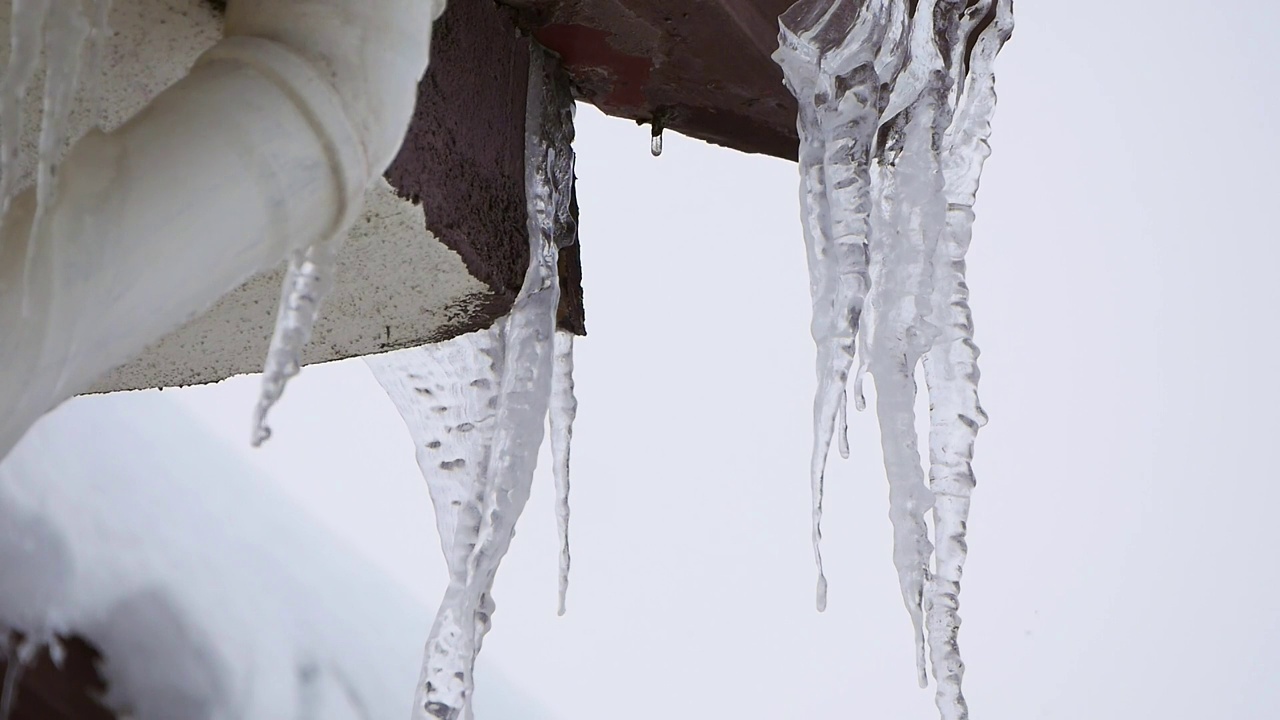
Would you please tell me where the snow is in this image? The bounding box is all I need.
[0,394,427,719]
[0,390,558,720]
[775,1,1014,717]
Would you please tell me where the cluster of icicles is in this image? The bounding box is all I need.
[776,1,1013,718]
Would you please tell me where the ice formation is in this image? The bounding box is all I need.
[0,0,109,309]
[367,47,577,720]
[549,329,578,616]
[252,234,344,447]
[775,1,1013,717]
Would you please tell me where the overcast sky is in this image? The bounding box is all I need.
[46,1,1280,718]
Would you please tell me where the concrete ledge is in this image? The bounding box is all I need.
[25,0,586,393]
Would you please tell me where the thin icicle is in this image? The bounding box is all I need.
[775,0,889,612]
[549,329,577,616]
[922,3,1012,718]
[24,0,91,310]
[866,0,956,688]
[793,89,834,611]
[251,235,343,446]
[438,47,568,717]
[0,0,49,223]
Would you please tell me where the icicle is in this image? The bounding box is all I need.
[776,0,891,614]
[251,235,343,446]
[650,126,662,157]
[370,46,574,720]
[793,88,834,612]
[867,0,956,688]
[0,0,50,224]
[23,0,91,311]
[367,330,505,720]
[0,0,94,308]
[921,4,1011,719]
[549,329,577,616]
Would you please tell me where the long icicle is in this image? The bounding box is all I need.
[868,0,950,686]
[16,0,91,313]
[378,46,573,720]
[796,89,836,611]
[549,329,578,616]
[776,0,889,613]
[867,109,943,687]
[922,3,1012,717]
[452,47,571,717]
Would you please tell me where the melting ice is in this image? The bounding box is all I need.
[775,1,1013,718]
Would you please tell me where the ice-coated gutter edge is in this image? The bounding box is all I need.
[0,0,447,460]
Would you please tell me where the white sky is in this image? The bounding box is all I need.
[55,1,1280,718]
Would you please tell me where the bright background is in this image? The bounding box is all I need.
[45,1,1280,718]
